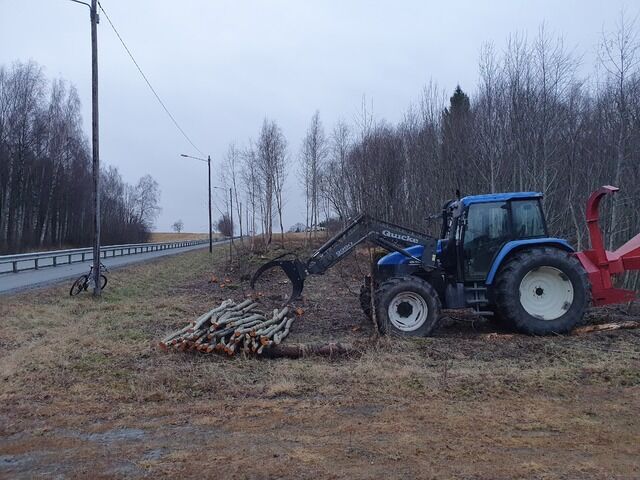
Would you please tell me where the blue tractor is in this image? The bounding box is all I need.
[252,190,600,336]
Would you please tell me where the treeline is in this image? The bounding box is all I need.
[222,18,640,293]
[301,20,640,256]
[219,122,287,247]
[0,61,160,254]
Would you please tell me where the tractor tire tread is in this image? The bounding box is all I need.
[375,276,441,337]
[494,246,590,335]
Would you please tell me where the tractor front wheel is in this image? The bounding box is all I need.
[375,276,441,337]
[494,247,590,335]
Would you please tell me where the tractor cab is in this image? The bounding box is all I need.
[438,192,547,284]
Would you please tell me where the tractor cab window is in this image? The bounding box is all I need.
[463,202,510,280]
[511,200,546,238]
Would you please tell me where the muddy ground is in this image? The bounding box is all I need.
[1,239,639,479]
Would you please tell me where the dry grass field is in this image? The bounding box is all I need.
[1,240,639,479]
[148,232,213,243]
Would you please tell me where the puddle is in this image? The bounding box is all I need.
[0,454,32,468]
[143,447,168,460]
[86,428,146,443]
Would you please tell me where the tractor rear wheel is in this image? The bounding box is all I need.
[375,276,441,337]
[494,247,590,335]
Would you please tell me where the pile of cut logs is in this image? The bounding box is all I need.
[159,299,294,356]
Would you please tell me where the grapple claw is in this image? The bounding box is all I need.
[250,258,307,304]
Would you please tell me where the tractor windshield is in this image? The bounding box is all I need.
[511,199,547,237]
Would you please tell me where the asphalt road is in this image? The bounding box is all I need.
[0,241,220,295]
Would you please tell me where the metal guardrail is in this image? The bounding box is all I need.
[0,239,216,274]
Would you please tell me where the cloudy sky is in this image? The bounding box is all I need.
[0,0,634,232]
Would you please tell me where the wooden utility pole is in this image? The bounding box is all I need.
[90,0,102,296]
[70,0,101,295]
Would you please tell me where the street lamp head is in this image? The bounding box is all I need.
[180,153,208,162]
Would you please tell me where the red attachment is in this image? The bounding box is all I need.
[575,185,640,306]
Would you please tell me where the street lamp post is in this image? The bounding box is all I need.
[211,185,232,260]
[229,187,233,261]
[181,154,212,253]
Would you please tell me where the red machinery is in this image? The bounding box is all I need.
[576,186,640,306]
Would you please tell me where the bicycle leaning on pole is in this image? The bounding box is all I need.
[70,262,108,296]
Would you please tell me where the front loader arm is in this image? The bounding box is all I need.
[251,214,437,303]
[306,214,437,274]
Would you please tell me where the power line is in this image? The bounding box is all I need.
[96,1,205,157]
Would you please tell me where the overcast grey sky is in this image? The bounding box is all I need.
[0,0,634,232]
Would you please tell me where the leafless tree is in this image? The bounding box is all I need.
[222,143,244,242]
[172,219,184,233]
[0,61,161,253]
[241,145,260,249]
[322,120,352,225]
[598,10,640,249]
[300,15,640,294]
[300,111,328,240]
[255,118,287,246]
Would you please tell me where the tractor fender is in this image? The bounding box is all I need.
[485,238,574,285]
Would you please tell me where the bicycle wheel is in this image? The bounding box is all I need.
[70,275,88,296]
[100,275,108,290]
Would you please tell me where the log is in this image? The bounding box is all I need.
[259,318,288,345]
[254,319,281,336]
[161,324,192,344]
[227,314,265,329]
[571,321,640,335]
[273,317,295,345]
[233,321,264,336]
[228,299,254,311]
[185,328,205,341]
[213,310,245,327]
[210,327,235,339]
[260,311,289,336]
[193,302,232,330]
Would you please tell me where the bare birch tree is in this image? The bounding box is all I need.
[300,111,328,240]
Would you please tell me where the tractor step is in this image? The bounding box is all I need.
[464,283,490,314]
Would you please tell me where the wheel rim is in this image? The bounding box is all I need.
[388,292,429,331]
[519,266,574,321]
